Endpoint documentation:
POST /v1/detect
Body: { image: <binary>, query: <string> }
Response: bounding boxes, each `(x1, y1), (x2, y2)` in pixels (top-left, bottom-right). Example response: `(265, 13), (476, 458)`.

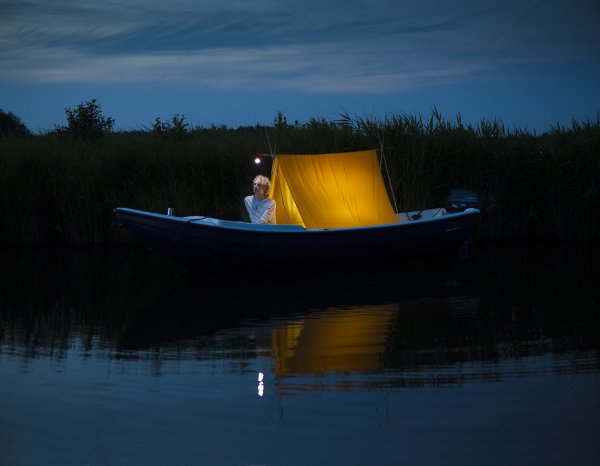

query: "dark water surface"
(1, 245), (598, 466)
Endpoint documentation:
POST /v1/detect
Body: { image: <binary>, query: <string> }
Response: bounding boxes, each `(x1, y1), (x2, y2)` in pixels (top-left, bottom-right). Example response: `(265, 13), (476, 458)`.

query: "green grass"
(1, 112), (599, 245)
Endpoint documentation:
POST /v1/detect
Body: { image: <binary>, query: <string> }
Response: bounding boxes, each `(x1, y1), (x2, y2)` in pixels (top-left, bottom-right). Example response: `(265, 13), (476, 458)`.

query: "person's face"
(253, 181), (266, 197)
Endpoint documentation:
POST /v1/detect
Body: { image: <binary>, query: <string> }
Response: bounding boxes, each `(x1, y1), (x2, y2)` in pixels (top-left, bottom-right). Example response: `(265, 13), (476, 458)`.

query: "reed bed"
(1, 112), (598, 245)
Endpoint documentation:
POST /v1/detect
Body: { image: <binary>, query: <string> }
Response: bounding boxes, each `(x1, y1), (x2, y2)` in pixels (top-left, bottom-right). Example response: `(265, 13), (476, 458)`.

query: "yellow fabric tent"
(270, 149), (401, 229)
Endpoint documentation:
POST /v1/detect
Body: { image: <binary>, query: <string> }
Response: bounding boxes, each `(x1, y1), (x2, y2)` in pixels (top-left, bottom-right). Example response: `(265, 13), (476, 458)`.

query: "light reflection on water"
(0, 245), (599, 466)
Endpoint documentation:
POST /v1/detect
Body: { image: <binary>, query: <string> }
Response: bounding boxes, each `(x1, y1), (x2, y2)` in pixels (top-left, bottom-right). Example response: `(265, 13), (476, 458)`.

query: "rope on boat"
(407, 208), (444, 221)
(266, 127), (291, 224)
(378, 137), (399, 214)
(273, 160), (291, 225)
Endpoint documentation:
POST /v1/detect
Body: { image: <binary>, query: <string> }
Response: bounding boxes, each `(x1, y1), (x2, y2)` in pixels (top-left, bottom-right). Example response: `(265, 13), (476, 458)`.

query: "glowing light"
(258, 372), (264, 382)
(254, 157), (261, 164)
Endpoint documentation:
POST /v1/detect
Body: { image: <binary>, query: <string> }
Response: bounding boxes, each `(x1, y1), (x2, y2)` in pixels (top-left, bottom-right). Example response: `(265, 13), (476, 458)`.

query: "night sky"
(1, 0), (599, 133)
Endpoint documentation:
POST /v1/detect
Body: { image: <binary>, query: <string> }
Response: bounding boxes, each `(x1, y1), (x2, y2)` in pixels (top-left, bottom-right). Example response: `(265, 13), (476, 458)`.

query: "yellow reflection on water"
(272, 304), (397, 376)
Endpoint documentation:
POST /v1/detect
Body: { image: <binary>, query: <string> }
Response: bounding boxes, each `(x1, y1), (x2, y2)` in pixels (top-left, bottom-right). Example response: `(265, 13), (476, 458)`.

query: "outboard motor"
(447, 189), (479, 212)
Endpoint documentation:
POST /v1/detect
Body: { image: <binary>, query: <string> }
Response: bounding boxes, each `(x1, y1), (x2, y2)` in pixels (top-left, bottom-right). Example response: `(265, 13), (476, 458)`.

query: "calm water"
(1, 245), (598, 466)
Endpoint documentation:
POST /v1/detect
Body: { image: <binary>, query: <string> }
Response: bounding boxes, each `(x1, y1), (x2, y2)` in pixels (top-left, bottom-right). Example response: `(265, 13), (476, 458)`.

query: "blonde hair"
(253, 175), (271, 196)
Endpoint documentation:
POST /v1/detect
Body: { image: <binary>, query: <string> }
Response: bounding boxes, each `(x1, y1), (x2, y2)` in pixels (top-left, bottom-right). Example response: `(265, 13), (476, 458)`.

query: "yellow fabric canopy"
(270, 149), (401, 229)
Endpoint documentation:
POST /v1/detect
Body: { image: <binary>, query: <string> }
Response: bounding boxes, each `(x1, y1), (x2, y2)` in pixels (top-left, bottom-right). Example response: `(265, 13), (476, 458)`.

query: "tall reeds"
(1, 111), (598, 245)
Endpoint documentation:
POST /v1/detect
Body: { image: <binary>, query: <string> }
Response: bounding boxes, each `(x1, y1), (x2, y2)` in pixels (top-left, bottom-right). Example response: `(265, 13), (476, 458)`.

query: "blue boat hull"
(115, 207), (480, 268)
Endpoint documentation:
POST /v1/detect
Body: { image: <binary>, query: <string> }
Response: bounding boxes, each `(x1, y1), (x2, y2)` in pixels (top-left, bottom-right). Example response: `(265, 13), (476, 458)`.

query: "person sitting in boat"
(244, 175), (276, 224)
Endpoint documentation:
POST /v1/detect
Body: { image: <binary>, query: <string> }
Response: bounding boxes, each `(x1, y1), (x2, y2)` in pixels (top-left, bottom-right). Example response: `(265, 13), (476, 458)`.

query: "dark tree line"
(1, 100), (116, 141)
(0, 109), (31, 137)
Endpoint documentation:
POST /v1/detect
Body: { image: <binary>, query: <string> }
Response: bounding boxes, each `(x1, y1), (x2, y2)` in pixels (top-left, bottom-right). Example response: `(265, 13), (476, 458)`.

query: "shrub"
(150, 114), (189, 140)
(64, 99), (115, 142)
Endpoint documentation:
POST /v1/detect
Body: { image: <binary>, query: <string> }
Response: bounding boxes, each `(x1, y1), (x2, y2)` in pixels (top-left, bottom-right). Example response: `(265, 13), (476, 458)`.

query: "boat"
(115, 149), (479, 268)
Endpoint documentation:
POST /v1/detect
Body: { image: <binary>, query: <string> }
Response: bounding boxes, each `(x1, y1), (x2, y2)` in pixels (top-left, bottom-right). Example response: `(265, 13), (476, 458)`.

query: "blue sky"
(1, 0), (598, 133)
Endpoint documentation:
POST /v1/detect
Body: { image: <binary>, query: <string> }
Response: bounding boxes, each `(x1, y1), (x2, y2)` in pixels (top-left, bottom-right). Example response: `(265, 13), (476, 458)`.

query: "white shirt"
(244, 195), (276, 224)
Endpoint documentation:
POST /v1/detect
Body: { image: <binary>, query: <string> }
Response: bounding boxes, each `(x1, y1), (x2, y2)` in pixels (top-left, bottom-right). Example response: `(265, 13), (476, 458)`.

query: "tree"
(273, 111), (288, 129)
(0, 109), (32, 137)
(64, 99), (115, 142)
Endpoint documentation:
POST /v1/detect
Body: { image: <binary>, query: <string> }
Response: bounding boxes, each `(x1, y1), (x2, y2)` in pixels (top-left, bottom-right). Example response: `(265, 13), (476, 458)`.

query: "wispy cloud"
(1, 0), (598, 93)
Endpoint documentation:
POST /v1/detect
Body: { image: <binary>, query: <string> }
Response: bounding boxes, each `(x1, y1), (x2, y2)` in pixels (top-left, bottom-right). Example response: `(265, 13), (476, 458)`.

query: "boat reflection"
(121, 259), (480, 377)
(2, 245), (597, 390)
